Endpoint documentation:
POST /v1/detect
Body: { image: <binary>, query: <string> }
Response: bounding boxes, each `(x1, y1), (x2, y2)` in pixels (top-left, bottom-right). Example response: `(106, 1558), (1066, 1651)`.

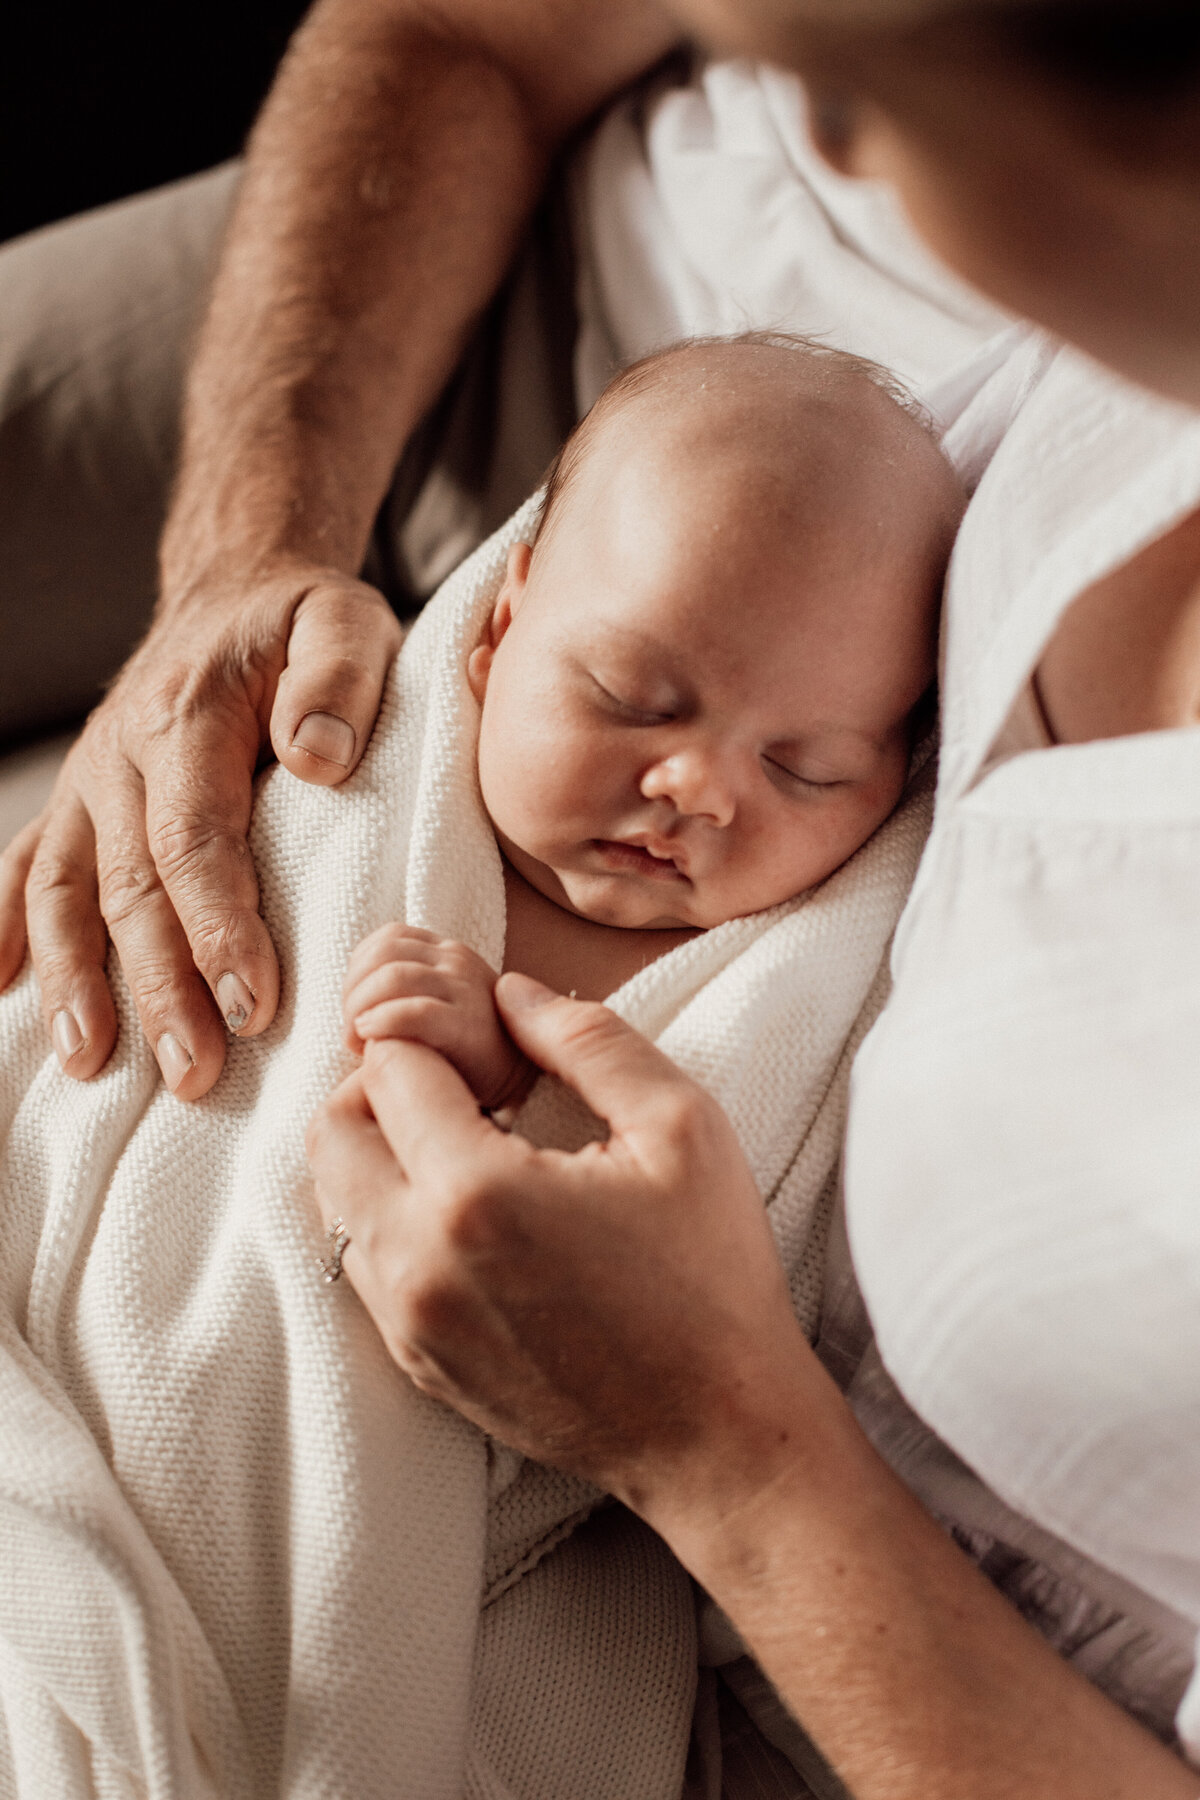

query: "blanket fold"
(0, 493), (931, 1798)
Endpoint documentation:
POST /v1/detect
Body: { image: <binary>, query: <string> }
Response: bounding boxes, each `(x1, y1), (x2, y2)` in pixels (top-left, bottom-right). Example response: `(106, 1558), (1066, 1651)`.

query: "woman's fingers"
(23, 794), (118, 1078)
(307, 1063), (513, 1397)
(271, 578), (403, 785)
(360, 1037), (501, 1177)
(493, 972), (707, 1160)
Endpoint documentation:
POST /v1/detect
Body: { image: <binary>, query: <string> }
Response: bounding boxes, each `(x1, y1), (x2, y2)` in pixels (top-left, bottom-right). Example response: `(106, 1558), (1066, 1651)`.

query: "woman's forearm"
(160, 0), (677, 598)
(646, 1353), (1200, 1800)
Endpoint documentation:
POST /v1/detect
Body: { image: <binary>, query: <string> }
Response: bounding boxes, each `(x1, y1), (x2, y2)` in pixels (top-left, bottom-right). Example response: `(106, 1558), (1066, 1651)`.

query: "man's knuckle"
(97, 855), (161, 929)
(151, 818), (246, 888)
(126, 968), (181, 1016)
(24, 847), (79, 907)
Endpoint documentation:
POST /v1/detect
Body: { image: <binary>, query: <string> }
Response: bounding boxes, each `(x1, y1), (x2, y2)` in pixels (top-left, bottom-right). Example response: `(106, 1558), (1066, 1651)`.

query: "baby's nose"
(640, 749), (736, 828)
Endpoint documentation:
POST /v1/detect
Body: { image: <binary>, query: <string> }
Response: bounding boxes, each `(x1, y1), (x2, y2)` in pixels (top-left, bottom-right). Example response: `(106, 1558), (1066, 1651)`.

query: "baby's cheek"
(477, 717), (576, 855)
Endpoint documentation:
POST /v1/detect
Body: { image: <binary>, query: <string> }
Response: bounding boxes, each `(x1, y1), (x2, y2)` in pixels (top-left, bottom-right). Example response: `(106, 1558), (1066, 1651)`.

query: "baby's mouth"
(590, 838), (689, 882)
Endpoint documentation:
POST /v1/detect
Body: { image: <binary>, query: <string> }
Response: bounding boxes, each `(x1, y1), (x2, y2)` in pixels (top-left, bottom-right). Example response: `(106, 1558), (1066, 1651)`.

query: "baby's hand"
(342, 924), (534, 1112)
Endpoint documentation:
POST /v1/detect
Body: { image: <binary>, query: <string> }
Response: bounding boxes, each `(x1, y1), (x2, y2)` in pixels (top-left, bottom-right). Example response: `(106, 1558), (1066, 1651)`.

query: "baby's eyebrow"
(582, 620), (679, 660)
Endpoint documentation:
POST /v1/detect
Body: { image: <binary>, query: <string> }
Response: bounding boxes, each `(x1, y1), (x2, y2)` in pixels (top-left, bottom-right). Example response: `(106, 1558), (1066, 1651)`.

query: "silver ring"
(317, 1217), (351, 1285)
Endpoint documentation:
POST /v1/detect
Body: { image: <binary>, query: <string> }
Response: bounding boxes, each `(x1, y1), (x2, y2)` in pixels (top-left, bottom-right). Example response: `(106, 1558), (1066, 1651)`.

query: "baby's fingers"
(342, 960), (454, 1051)
(341, 925), (444, 997)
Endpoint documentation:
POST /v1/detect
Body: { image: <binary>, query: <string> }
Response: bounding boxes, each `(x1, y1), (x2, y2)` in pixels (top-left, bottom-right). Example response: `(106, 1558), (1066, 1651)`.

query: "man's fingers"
(271, 579), (402, 786)
(139, 705), (279, 1041)
(87, 759), (229, 1098)
(494, 972), (698, 1145)
(0, 814), (41, 991)
(23, 794), (119, 1079)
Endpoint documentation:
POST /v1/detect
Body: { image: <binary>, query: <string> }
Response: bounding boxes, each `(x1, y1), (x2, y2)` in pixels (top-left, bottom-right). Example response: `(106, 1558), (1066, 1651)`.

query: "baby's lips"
(590, 835), (683, 878)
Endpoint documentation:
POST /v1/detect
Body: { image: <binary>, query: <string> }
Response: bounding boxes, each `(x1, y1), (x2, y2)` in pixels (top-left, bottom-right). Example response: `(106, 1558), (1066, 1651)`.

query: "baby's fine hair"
(532, 329), (934, 551)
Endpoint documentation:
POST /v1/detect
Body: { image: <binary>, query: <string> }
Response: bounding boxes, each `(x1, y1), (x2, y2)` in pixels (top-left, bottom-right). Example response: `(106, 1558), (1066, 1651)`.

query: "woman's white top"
(570, 58), (1013, 420)
(846, 347), (1200, 1758)
(572, 56), (1200, 1763)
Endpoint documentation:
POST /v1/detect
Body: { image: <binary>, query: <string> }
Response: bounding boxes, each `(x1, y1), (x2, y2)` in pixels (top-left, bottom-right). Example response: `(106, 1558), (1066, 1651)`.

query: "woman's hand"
(306, 971), (1200, 1800)
(0, 562), (401, 1100)
(308, 970), (808, 1509)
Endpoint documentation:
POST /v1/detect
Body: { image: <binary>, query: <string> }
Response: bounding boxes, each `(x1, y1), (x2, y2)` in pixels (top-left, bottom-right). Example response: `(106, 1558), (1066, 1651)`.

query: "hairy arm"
(0, 0), (679, 1100)
(164, 0), (680, 596)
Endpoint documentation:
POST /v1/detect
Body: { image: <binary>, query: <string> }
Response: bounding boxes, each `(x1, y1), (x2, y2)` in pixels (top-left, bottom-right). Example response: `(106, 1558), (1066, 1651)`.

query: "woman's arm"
(306, 974), (1200, 1800)
(0, 0), (679, 1100)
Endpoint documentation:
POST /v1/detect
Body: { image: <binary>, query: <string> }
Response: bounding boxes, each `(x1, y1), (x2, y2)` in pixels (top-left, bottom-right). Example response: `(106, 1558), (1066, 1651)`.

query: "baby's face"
(469, 397), (946, 932)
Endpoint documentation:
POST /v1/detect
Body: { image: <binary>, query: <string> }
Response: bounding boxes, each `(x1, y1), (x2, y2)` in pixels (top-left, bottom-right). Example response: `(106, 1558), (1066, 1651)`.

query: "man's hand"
(0, 0), (677, 1098)
(342, 923), (533, 1111)
(0, 564), (400, 1099)
(308, 970), (805, 1510)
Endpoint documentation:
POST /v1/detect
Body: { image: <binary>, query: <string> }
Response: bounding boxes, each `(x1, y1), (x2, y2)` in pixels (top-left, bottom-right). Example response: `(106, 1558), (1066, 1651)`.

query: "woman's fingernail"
(156, 1032), (194, 1092)
(52, 1008), (84, 1065)
(292, 712), (355, 767)
(498, 972), (557, 1010)
(217, 972), (255, 1033)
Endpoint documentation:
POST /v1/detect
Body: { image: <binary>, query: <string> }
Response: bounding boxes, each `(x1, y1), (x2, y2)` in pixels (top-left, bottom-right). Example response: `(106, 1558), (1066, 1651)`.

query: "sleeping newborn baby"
(0, 332), (965, 1798)
(341, 333), (963, 1103)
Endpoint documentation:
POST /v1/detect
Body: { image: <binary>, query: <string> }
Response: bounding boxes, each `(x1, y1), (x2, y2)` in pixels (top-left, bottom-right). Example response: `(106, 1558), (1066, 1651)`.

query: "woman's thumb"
(494, 973), (691, 1132)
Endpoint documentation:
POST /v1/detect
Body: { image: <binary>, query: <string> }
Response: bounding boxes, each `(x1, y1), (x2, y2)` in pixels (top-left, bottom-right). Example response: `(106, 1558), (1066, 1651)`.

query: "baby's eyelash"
(590, 677), (674, 723)
(763, 756), (842, 791)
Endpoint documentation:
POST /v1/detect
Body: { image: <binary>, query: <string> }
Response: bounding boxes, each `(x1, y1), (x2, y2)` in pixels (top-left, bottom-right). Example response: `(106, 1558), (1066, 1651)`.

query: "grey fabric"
(0, 160), (579, 748)
(0, 165), (240, 741)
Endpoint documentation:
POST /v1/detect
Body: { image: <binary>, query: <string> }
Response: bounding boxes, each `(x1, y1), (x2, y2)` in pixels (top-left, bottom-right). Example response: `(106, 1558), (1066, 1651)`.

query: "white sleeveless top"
(570, 58), (1013, 419)
(847, 347), (1200, 1757)
(570, 60), (1200, 1765)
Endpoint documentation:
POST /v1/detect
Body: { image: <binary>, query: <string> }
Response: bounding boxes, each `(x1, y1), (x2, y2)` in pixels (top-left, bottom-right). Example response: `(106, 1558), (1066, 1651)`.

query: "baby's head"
(467, 334), (963, 931)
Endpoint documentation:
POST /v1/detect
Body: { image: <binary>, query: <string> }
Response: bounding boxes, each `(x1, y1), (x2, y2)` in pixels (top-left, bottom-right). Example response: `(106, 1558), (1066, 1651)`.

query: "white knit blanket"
(0, 494), (932, 1800)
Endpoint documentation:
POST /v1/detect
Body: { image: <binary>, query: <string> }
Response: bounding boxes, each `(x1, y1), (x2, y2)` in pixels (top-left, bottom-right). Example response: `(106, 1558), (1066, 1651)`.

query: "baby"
(341, 334), (963, 1106)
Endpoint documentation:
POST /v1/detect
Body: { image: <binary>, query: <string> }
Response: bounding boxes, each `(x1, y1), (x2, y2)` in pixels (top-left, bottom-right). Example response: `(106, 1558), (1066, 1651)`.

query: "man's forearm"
(160, 0), (678, 604)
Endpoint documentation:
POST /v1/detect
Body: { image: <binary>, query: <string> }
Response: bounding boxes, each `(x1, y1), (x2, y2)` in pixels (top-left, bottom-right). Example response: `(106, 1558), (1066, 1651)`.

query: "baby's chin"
(556, 879), (696, 931)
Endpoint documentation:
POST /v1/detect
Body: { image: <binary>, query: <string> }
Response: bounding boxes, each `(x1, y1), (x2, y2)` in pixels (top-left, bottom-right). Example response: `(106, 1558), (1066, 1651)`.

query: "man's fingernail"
(217, 972), (255, 1034)
(499, 972), (557, 1010)
(156, 1032), (194, 1092)
(292, 712), (355, 767)
(52, 1008), (84, 1065)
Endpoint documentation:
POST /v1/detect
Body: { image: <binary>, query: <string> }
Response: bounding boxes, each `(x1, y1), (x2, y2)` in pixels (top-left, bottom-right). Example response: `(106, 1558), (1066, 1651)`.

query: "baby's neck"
(501, 859), (700, 1002)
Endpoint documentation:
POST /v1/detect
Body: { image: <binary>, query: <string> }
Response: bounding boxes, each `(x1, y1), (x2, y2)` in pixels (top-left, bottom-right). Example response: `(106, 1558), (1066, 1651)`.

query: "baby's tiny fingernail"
(217, 972), (255, 1034)
(498, 972), (557, 1011)
(52, 1008), (84, 1066)
(156, 1032), (194, 1093)
(292, 711), (355, 767)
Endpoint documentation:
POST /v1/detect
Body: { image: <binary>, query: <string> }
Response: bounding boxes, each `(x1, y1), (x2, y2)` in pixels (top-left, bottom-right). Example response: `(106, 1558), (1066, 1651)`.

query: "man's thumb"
(272, 578), (402, 786)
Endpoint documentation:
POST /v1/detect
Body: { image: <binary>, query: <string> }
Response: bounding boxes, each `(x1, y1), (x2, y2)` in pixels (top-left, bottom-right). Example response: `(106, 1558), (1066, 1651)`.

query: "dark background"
(2, 1), (309, 243)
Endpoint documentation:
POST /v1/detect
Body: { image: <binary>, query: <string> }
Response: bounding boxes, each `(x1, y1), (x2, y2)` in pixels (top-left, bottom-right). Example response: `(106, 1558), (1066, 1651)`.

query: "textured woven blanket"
(0, 494), (932, 1799)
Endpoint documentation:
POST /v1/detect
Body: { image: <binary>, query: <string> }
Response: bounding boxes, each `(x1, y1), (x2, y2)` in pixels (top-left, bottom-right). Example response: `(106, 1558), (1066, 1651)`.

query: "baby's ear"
(467, 542), (530, 702)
